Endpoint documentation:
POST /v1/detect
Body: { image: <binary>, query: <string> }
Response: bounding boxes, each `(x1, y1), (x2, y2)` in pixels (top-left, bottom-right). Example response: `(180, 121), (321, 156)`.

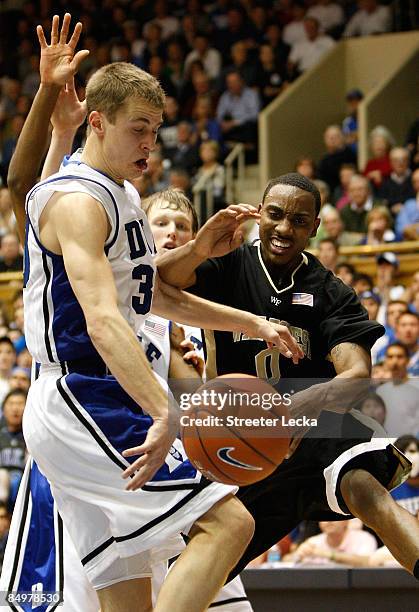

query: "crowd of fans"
(0, 0), (418, 572)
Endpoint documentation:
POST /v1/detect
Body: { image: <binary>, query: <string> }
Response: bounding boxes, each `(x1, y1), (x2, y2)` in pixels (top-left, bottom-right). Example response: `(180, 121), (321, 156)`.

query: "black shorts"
(230, 410), (410, 578)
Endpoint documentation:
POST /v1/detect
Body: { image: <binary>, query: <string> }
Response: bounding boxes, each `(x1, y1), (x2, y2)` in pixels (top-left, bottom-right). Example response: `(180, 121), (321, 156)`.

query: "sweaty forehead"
(122, 97), (163, 123)
(264, 184), (316, 214)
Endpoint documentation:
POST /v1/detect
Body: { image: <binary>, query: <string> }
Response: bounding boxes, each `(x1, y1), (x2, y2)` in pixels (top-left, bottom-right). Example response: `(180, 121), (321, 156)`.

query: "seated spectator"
(359, 392), (386, 427)
(320, 207), (364, 246)
(342, 89), (364, 153)
(216, 71), (260, 146)
(0, 337), (16, 406)
(395, 167), (419, 240)
(185, 0), (211, 34)
(359, 206), (395, 245)
(363, 125), (394, 189)
(343, 0), (391, 38)
(307, 1), (345, 36)
(295, 156), (316, 180)
(162, 122), (200, 176)
(392, 435), (419, 517)
(9, 367), (30, 392)
(340, 175), (381, 234)
(148, 56), (178, 100)
(318, 125), (357, 193)
(402, 271), (419, 310)
(288, 17), (335, 77)
(317, 237), (339, 272)
(142, 0), (179, 41)
(376, 299), (409, 352)
(248, 5), (268, 45)
(352, 272), (374, 295)
(0, 188), (16, 237)
(169, 168), (192, 200)
(0, 389), (27, 505)
(263, 23), (290, 75)
(335, 262), (355, 287)
(1, 115), (25, 182)
(393, 311), (419, 376)
(0, 501), (10, 570)
(121, 21), (146, 67)
(285, 519), (377, 566)
(375, 253), (405, 305)
(376, 343), (419, 437)
(405, 117), (419, 170)
(378, 147), (416, 214)
(220, 41), (259, 90)
(359, 290), (381, 322)
(182, 70), (219, 122)
(213, 7), (253, 58)
(194, 141), (225, 210)
(184, 34), (222, 82)
(283, 2), (308, 48)
(256, 44), (286, 107)
(0, 232), (23, 272)
(163, 41), (186, 100)
(191, 97), (223, 148)
(334, 163), (357, 209)
(139, 23), (165, 70)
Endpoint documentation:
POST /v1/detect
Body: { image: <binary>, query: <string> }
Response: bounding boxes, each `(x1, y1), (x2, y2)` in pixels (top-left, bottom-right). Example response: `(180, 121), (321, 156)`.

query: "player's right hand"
(253, 319), (304, 364)
(37, 13), (89, 87)
(193, 204), (260, 259)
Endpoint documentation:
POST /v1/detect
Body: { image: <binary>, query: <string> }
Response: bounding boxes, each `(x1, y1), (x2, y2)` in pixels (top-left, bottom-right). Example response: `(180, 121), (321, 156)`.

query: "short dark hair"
(397, 311), (419, 324)
(353, 272), (373, 288)
(335, 262), (355, 275)
(2, 387), (27, 410)
(0, 336), (16, 351)
(262, 173), (321, 216)
(395, 434), (419, 454)
(385, 342), (409, 358)
(318, 237), (338, 250)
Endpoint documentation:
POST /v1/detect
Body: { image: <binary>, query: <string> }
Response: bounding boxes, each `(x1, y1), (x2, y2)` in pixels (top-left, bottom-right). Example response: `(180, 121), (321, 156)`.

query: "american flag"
(292, 293), (313, 307)
(144, 318), (167, 337)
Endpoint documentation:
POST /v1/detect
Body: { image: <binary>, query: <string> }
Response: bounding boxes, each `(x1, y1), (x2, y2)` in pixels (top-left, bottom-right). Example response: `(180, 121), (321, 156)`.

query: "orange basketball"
(180, 374), (290, 486)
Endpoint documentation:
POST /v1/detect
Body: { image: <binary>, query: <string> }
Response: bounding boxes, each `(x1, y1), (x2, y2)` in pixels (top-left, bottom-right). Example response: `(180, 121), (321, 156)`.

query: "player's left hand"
(37, 13), (89, 87)
(51, 77), (86, 135)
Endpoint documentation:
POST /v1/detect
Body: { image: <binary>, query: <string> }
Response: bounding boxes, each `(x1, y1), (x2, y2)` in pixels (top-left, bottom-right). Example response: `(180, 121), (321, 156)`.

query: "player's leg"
(154, 494), (254, 612)
(340, 468), (419, 578)
(97, 577), (152, 612)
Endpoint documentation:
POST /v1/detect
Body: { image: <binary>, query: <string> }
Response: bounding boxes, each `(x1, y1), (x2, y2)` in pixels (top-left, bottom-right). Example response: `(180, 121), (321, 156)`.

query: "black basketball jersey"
(189, 241), (384, 384)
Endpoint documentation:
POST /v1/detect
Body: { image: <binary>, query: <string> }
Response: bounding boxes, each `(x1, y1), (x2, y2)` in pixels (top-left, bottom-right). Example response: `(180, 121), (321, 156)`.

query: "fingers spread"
(37, 25), (47, 48)
(51, 14), (59, 45)
(59, 12), (71, 44)
(68, 21), (83, 50)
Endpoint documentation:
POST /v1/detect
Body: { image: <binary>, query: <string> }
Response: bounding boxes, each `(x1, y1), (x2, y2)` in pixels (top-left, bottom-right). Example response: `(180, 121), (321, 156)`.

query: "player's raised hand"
(251, 319), (304, 364)
(37, 13), (89, 87)
(193, 204), (260, 259)
(51, 77), (87, 134)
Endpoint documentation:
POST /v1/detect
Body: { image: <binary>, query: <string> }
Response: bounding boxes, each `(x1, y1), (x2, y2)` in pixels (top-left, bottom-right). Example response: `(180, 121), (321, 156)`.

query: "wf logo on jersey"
(271, 296), (281, 307)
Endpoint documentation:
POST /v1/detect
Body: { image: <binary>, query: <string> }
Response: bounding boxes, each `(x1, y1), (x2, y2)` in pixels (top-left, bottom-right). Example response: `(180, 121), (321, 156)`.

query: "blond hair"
(142, 188), (199, 234)
(86, 62), (165, 122)
(366, 206), (392, 228)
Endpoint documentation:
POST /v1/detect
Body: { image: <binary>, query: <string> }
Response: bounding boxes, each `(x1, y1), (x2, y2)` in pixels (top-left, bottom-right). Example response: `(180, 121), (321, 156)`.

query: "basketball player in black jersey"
(158, 173), (419, 581)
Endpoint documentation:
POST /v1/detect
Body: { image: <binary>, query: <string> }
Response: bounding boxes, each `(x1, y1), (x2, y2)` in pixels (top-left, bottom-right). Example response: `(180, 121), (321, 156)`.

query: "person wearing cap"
(360, 291), (390, 363)
(375, 252), (405, 304)
(340, 174), (383, 233)
(342, 89), (363, 153)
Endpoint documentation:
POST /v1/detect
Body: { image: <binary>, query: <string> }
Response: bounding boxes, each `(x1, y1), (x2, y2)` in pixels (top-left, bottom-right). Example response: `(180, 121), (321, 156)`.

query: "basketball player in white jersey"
(9, 14), (302, 612)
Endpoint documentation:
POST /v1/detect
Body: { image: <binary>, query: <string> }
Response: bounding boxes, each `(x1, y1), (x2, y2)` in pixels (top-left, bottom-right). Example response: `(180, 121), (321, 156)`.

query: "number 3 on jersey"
(125, 220), (155, 315)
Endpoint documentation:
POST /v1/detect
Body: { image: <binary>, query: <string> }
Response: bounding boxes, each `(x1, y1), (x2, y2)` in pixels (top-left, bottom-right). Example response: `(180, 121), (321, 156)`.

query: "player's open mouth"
(163, 241), (177, 249)
(270, 237), (292, 254)
(135, 158), (148, 170)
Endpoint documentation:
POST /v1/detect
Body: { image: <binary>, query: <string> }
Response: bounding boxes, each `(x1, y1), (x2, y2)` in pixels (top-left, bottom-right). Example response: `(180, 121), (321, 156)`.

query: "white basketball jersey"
(23, 156), (156, 365)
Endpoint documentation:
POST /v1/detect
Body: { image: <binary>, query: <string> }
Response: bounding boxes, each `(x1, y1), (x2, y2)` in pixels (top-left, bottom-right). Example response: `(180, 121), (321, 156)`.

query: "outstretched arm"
(7, 13), (88, 243)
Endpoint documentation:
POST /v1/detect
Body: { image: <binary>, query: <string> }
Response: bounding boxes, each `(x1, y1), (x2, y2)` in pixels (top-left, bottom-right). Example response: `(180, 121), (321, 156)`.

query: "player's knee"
(219, 498), (255, 549)
(340, 469), (387, 524)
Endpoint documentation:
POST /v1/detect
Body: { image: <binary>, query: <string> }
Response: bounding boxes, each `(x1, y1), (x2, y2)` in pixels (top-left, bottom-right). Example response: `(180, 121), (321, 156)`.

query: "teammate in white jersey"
(16, 15), (302, 612)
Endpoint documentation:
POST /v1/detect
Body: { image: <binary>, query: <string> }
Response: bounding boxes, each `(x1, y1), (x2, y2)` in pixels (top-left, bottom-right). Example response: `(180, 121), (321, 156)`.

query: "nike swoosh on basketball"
(217, 447), (262, 471)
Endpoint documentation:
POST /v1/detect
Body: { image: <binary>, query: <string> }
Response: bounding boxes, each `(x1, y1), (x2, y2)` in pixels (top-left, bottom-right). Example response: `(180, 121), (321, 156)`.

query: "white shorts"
(22, 369), (235, 588)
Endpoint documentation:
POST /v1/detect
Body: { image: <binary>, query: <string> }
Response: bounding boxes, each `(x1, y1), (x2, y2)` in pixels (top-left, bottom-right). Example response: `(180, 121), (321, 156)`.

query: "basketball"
(180, 374), (290, 486)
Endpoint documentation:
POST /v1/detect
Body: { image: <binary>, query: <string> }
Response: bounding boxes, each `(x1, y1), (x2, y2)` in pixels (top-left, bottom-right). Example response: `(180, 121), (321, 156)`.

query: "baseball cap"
(359, 291), (381, 305)
(376, 252), (398, 267)
(346, 89), (364, 101)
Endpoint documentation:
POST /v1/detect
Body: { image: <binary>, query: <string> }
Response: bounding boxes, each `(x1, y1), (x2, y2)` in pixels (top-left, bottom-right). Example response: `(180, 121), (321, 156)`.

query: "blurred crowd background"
(0, 0), (418, 573)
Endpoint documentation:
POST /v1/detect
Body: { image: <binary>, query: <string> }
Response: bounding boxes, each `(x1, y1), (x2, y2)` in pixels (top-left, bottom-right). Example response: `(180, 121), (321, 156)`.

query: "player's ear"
(257, 202), (262, 222)
(310, 217), (321, 238)
(89, 111), (104, 135)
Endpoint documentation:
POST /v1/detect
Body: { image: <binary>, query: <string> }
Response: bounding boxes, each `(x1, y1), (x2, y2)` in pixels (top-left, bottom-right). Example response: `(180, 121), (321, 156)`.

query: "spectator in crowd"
(159, 97), (181, 151)
(221, 41), (259, 89)
(216, 70), (260, 145)
(395, 168), (419, 240)
(191, 97), (223, 150)
(248, 5), (268, 45)
(194, 140), (225, 210)
(0, 501), (10, 571)
(375, 253), (405, 305)
(263, 23), (290, 75)
(378, 147), (415, 214)
(1, 114), (25, 182)
(140, 22), (165, 70)
(163, 41), (186, 99)
(0, 390), (26, 511)
(340, 175), (380, 233)
(334, 163), (357, 209)
(359, 290), (381, 322)
(0, 79), (21, 124)
(147, 56), (178, 100)
(169, 168), (192, 199)
(256, 44), (286, 108)
(335, 262), (355, 287)
(313, 179), (332, 211)
(142, 0), (179, 41)
(317, 237), (339, 272)
(392, 435), (419, 517)
(343, 0), (392, 38)
(405, 117), (419, 170)
(183, 70), (219, 119)
(359, 392), (386, 427)
(0, 188), (16, 237)
(392, 311), (419, 376)
(377, 343), (419, 437)
(184, 34), (222, 82)
(285, 519), (377, 566)
(0, 337), (16, 406)
(342, 89), (363, 153)
(295, 157), (316, 180)
(360, 206), (395, 245)
(0, 232), (23, 272)
(162, 121), (200, 176)
(137, 151), (170, 197)
(9, 367), (30, 393)
(185, 0), (211, 34)
(402, 271), (419, 310)
(283, 2), (308, 48)
(352, 272), (374, 295)
(376, 298), (409, 350)
(318, 125), (357, 193)
(320, 207), (364, 246)
(214, 7), (252, 58)
(307, 0), (345, 35)
(363, 125), (394, 189)
(121, 21), (145, 67)
(288, 17), (335, 77)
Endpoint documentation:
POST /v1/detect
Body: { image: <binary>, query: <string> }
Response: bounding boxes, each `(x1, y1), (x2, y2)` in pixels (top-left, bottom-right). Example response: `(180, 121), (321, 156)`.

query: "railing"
(224, 143), (245, 204)
(0, 271), (23, 320)
(192, 174), (214, 226)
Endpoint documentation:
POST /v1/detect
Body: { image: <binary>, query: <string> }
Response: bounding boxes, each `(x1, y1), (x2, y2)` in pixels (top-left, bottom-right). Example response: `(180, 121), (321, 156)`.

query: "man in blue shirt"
(216, 70), (260, 146)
